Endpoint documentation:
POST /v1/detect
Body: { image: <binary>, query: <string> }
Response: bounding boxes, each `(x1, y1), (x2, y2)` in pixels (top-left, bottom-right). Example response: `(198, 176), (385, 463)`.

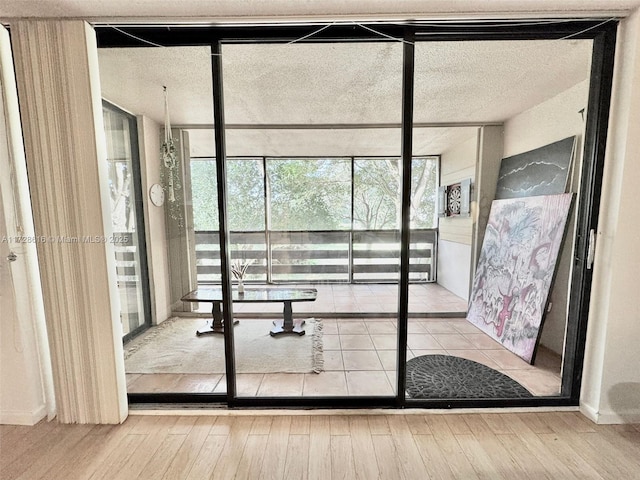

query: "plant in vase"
(230, 259), (253, 294)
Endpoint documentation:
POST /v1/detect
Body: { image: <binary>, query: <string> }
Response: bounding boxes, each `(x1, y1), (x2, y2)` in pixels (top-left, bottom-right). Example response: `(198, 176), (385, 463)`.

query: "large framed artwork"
(495, 136), (576, 199)
(466, 193), (573, 364)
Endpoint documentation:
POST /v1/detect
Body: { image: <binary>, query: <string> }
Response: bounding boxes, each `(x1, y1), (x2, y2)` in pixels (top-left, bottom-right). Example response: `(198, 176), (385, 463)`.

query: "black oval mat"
(406, 354), (533, 399)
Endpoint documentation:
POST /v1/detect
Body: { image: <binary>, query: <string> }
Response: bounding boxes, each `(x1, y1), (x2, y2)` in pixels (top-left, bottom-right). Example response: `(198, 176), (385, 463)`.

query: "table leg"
(270, 301), (306, 336)
(196, 302), (239, 336)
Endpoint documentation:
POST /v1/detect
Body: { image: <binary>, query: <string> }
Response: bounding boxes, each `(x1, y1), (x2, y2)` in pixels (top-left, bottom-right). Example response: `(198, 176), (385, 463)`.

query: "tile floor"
(127, 283), (562, 398)
(221, 283), (469, 316)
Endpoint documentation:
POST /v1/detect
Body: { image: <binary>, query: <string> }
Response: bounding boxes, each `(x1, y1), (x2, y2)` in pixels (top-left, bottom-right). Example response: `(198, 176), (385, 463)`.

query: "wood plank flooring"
(1, 412), (639, 480)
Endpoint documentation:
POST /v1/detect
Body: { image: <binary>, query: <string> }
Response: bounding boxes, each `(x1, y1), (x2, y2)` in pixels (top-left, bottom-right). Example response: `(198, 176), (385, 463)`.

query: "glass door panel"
(99, 46), (225, 396)
(405, 39), (592, 403)
(221, 41), (403, 398)
(103, 103), (150, 340)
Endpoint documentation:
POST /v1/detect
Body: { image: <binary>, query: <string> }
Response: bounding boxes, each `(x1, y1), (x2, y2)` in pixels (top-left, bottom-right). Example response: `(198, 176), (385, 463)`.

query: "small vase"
(237, 279), (245, 294)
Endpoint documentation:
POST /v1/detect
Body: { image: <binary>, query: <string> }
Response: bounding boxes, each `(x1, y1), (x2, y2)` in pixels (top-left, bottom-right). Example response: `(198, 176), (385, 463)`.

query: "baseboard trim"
(579, 402), (600, 423)
(580, 402), (640, 424)
(595, 410), (640, 424)
(130, 405), (580, 416)
(0, 404), (47, 425)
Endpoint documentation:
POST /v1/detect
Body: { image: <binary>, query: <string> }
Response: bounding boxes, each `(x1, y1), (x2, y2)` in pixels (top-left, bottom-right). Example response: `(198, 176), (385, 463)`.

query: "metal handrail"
(194, 228), (437, 284)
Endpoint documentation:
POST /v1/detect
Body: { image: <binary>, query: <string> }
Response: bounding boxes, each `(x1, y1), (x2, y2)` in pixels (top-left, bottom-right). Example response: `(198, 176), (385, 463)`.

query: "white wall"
(503, 80), (590, 355)
(437, 133), (478, 300)
(138, 116), (172, 325)
(581, 10), (640, 424)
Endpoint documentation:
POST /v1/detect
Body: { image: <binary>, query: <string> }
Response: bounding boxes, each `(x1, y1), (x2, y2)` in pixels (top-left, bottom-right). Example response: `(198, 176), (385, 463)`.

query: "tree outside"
(267, 158), (351, 231)
(354, 157), (438, 230)
(191, 156), (438, 232)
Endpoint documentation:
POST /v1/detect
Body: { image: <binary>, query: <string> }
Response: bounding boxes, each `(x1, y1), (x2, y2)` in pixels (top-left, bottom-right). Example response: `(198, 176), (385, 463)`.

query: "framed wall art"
(466, 193), (573, 364)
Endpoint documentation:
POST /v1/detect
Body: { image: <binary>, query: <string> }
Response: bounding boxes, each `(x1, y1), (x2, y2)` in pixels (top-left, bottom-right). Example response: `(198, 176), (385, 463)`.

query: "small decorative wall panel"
(438, 179), (471, 218)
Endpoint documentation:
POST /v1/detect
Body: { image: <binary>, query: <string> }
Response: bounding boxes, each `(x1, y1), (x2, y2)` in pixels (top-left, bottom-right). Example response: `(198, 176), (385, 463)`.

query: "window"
(267, 158), (351, 231)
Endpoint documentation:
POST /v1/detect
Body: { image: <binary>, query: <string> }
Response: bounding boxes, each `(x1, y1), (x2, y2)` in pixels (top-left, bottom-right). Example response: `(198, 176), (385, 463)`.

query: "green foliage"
(267, 158), (351, 231)
(191, 159), (266, 231)
(354, 157), (438, 230)
(190, 160), (219, 230)
(410, 157), (438, 229)
(354, 158), (399, 230)
(191, 156), (438, 233)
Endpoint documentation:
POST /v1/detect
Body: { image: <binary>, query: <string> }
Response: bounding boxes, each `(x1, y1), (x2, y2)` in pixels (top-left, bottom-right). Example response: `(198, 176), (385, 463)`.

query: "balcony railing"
(195, 229), (437, 284)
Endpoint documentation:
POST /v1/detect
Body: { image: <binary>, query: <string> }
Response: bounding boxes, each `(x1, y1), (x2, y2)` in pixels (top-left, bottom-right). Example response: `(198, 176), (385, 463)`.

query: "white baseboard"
(579, 402), (600, 423)
(595, 409), (640, 424)
(580, 402), (640, 424)
(0, 404), (47, 425)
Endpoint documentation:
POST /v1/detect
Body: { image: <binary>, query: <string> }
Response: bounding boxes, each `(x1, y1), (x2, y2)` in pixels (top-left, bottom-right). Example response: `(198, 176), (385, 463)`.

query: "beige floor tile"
(323, 334), (342, 350)
(322, 320), (339, 334)
(430, 333), (476, 350)
(126, 373), (141, 388)
(129, 284), (561, 398)
(406, 334), (442, 350)
(445, 349), (501, 369)
(342, 350), (384, 370)
(346, 371), (394, 396)
(384, 370), (399, 392)
(503, 369), (561, 396)
(365, 321), (397, 334)
(323, 350), (345, 370)
(375, 303), (399, 313)
(409, 349), (448, 359)
(376, 350), (398, 370)
(370, 334), (398, 350)
(420, 321), (459, 333)
(463, 332), (503, 349)
(302, 372), (348, 396)
(407, 321), (427, 333)
(127, 374), (180, 393)
(337, 321), (368, 334)
(483, 349), (535, 370)
(375, 294), (399, 306)
(450, 320), (483, 334)
(295, 303), (322, 313)
(172, 374), (223, 393)
(237, 373), (267, 396)
(331, 302), (357, 310)
(339, 334), (375, 350)
(257, 373), (305, 396)
(215, 373), (265, 396)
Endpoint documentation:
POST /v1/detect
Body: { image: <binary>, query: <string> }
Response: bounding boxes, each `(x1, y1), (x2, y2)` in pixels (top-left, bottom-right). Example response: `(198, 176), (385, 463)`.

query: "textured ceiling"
(188, 126), (478, 157)
(98, 38), (591, 155)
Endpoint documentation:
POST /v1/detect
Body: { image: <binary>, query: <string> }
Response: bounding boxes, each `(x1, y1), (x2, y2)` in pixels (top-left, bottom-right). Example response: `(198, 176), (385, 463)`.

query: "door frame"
(94, 19), (618, 408)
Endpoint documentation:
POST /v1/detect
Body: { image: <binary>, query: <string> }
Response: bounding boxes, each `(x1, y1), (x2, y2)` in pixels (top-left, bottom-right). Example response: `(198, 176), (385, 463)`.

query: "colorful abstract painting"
(466, 193), (573, 364)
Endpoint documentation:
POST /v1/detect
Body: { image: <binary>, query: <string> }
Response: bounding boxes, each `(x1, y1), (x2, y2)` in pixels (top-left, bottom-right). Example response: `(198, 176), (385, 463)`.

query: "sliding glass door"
(103, 102), (151, 341)
(95, 20), (616, 408)
(219, 41), (403, 400)
(404, 38), (594, 405)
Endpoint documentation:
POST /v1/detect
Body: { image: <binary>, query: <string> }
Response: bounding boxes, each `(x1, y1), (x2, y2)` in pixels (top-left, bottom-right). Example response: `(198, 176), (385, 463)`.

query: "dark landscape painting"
(495, 136), (575, 199)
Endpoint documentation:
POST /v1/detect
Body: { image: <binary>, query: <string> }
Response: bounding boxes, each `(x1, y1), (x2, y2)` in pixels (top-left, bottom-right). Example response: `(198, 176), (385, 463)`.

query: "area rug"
(124, 317), (323, 374)
(405, 354), (532, 399)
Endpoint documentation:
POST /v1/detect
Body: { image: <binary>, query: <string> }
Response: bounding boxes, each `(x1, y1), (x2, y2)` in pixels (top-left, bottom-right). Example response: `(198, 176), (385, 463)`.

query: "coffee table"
(181, 287), (318, 337)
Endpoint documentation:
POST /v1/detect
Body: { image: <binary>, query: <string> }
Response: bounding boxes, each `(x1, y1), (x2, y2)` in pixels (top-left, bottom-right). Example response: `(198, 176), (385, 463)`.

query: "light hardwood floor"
(1, 412), (639, 479)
